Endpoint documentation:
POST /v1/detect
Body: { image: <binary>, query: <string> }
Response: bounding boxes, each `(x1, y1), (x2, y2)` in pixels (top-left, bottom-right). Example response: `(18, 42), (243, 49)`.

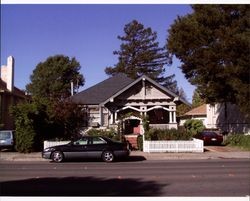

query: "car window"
(203, 132), (216, 137)
(92, 137), (107, 145)
(0, 131), (11, 140)
(74, 138), (88, 145)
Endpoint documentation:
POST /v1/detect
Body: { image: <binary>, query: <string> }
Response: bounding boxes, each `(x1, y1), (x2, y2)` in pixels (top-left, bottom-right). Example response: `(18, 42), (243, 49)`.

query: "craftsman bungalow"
(71, 73), (189, 136)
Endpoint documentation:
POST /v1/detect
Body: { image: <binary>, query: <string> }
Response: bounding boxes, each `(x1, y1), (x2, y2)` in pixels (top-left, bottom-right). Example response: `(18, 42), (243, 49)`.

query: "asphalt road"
(0, 159), (249, 196)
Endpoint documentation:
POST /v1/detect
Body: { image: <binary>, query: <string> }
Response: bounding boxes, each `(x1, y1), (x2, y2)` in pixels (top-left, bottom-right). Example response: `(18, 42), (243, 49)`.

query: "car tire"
(52, 151), (64, 163)
(102, 150), (114, 162)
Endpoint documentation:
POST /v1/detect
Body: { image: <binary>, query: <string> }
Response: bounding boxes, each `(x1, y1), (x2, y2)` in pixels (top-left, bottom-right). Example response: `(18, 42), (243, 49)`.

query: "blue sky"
(1, 4), (196, 101)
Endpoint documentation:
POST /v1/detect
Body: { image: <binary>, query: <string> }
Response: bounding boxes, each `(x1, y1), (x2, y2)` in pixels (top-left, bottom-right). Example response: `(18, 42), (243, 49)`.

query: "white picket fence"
(44, 141), (70, 149)
(44, 138), (203, 153)
(143, 138), (204, 153)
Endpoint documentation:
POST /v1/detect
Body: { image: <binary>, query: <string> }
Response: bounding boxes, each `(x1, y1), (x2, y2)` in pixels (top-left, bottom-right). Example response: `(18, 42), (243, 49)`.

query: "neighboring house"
(207, 103), (250, 134)
(0, 56), (28, 130)
(70, 74), (190, 139)
(180, 103), (250, 134)
(179, 104), (207, 127)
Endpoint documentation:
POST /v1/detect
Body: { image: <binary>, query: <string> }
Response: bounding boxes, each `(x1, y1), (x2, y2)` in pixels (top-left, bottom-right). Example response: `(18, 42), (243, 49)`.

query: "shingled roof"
(183, 104), (207, 116)
(70, 73), (134, 105)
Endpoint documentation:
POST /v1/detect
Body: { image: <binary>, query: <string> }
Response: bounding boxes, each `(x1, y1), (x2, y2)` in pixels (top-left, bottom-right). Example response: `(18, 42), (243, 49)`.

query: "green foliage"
(192, 88), (205, 108)
(10, 102), (41, 153)
(105, 20), (179, 92)
(52, 101), (88, 139)
(142, 115), (150, 132)
(26, 55), (85, 101)
(224, 134), (250, 150)
(167, 5), (250, 117)
(11, 55), (87, 152)
(145, 127), (192, 141)
(137, 135), (143, 151)
(176, 103), (191, 116)
(87, 128), (122, 142)
(184, 119), (205, 135)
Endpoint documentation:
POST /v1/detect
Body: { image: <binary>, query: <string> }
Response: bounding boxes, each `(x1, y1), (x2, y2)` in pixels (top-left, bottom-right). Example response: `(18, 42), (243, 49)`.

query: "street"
(0, 159), (249, 196)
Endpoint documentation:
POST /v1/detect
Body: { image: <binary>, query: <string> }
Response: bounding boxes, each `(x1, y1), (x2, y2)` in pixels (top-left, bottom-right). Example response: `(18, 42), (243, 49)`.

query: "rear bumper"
(0, 145), (14, 150)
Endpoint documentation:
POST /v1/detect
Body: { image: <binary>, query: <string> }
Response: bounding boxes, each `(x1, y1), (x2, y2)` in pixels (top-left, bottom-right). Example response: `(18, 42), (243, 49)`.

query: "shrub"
(184, 119), (205, 135)
(145, 127), (192, 141)
(224, 134), (250, 150)
(11, 102), (41, 153)
(137, 135), (143, 151)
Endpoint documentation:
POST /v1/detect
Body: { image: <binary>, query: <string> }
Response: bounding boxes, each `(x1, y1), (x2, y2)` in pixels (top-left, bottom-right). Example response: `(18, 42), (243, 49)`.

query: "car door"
(87, 137), (108, 158)
(64, 137), (89, 159)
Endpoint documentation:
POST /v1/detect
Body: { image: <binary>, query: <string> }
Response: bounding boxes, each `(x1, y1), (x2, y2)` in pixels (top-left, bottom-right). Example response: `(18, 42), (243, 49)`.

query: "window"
(92, 137), (107, 145)
(74, 138), (88, 145)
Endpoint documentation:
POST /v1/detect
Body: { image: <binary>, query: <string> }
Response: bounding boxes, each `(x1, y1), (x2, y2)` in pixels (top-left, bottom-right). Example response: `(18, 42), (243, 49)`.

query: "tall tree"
(167, 5), (250, 116)
(192, 88), (205, 108)
(105, 20), (178, 90)
(26, 55), (85, 102)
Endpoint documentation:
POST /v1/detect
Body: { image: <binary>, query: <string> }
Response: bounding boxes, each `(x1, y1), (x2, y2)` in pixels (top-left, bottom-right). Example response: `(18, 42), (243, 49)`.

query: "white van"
(0, 130), (15, 150)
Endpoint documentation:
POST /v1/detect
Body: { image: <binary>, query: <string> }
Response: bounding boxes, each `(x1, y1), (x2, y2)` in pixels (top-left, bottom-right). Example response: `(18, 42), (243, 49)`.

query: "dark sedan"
(194, 131), (223, 145)
(42, 136), (130, 162)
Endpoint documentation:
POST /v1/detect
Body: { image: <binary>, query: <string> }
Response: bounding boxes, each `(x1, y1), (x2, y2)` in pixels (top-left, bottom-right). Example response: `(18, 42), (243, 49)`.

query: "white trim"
(116, 105), (141, 113)
(123, 116), (141, 121)
(146, 105), (170, 112)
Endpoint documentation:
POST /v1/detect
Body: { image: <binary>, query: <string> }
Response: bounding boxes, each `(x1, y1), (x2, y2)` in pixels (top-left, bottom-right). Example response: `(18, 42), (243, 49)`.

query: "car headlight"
(43, 147), (54, 152)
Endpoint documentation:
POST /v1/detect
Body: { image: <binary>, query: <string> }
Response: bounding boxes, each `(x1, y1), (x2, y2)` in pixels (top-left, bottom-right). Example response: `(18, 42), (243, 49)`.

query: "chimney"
(1, 56), (14, 92)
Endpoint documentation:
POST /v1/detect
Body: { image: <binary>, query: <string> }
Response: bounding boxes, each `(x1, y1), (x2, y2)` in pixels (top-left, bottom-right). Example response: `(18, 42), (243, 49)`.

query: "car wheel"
(102, 151), (114, 162)
(52, 151), (64, 163)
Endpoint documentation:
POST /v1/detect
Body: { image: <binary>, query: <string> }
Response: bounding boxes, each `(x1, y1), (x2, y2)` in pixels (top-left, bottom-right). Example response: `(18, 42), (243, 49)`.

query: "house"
(180, 103), (250, 134)
(179, 104), (207, 127)
(70, 74), (190, 147)
(206, 103), (250, 134)
(0, 56), (28, 130)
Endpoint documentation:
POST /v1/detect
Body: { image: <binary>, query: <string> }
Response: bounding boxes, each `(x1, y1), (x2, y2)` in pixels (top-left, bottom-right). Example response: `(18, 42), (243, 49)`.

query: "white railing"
(143, 138), (203, 153)
(44, 141), (70, 149)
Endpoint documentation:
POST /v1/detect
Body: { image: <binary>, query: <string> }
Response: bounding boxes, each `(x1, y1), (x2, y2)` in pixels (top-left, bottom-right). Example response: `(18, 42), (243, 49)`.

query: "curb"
(1, 151), (249, 162)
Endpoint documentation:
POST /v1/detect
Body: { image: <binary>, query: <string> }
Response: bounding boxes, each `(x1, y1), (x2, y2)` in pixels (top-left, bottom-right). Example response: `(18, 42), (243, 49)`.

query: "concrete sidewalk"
(0, 147), (249, 162)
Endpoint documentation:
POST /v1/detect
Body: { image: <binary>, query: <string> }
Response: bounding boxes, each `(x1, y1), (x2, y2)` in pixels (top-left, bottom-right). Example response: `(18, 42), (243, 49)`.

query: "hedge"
(224, 134), (250, 150)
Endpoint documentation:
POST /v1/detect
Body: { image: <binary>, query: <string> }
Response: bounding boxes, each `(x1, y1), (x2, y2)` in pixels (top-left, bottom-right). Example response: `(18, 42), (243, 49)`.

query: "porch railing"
(143, 138), (204, 153)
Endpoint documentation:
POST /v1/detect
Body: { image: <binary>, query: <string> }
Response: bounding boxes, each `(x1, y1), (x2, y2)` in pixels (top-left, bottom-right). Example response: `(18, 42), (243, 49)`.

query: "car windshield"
(203, 132), (217, 137)
(0, 131), (11, 140)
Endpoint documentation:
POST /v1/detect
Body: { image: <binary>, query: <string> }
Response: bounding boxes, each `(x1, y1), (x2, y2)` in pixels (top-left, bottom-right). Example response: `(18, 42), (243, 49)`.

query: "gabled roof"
(183, 104), (207, 116)
(102, 74), (191, 106)
(71, 73), (191, 106)
(70, 73), (134, 105)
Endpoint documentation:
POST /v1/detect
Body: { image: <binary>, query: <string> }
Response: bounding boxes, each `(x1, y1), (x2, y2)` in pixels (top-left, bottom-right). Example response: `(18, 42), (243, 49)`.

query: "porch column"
(99, 107), (103, 126)
(110, 111), (114, 124)
(114, 111), (118, 122)
(169, 111), (173, 123)
(173, 111), (176, 123)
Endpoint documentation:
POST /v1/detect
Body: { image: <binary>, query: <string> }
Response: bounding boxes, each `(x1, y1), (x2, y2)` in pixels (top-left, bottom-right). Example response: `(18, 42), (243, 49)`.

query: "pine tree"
(105, 20), (177, 91)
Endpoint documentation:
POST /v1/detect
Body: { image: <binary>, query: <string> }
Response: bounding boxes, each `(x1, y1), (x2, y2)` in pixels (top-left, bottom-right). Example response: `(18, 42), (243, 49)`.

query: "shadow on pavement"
(48, 155), (147, 163)
(0, 176), (165, 196)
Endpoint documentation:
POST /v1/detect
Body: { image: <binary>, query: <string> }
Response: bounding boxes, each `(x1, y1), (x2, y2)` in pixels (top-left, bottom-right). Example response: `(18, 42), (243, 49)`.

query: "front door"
(86, 137), (108, 158)
(64, 137), (89, 158)
(124, 119), (141, 134)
